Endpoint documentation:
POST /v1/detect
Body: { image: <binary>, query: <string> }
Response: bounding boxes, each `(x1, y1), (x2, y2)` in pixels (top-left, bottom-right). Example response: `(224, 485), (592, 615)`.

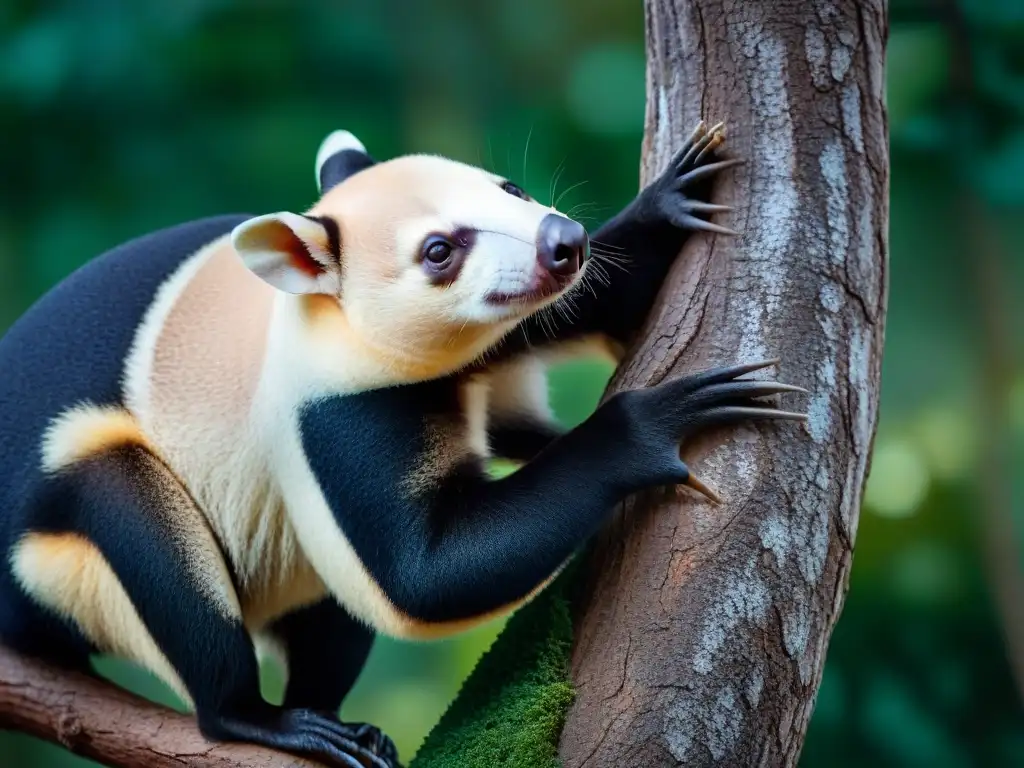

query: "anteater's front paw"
(646, 119), (743, 235)
(623, 359), (807, 502)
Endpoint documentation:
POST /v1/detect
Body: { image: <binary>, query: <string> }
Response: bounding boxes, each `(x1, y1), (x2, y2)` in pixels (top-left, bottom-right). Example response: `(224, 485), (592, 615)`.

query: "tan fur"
(403, 374), (491, 498)
(11, 532), (193, 705)
(145, 238), (274, 436)
(395, 565), (565, 640)
(121, 236), (325, 632)
(536, 333), (623, 366)
(403, 414), (469, 498)
(41, 404), (153, 473)
(298, 293), (501, 385)
(486, 356), (555, 426)
(296, 154), (567, 383)
(459, 374), (491, 459)
(37, 405), (242, 625)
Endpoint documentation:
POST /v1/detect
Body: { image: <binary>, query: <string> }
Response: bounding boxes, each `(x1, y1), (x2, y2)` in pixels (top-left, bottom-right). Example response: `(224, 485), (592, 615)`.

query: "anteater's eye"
(422, 235), (454, 266)
(501, 181), (527, 200)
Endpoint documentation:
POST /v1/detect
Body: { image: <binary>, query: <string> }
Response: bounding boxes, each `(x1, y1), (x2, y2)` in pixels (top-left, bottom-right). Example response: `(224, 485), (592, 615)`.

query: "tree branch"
(0, 644), (320, 768)
(558, 1), (889, 765)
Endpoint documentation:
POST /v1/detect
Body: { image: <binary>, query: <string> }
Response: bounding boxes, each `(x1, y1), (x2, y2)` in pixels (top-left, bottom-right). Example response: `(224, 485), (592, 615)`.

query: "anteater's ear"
(316, 129), (376, 194)
(232, 212), (341, 295)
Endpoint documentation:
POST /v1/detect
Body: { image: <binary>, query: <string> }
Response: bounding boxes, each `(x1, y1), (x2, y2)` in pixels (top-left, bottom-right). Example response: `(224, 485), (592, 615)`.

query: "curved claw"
(669, 212), (740, 236)
(693, 131), (725, 166)
(664, 119), (713, 173)
(301, 724), (379, 768)
(691, 380), (809, 403)
(684, 119), (708, 146)
(675, 359), (782, 392)
(341, 722), (400, 765)
(678, 201), (734, 214)
(678, 130), (720, 171)
(676, 158), (746, 188)
(677, 471), (722, 504)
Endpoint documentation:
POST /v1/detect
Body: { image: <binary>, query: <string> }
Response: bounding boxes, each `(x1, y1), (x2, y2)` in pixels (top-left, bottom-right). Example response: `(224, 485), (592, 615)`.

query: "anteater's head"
(232, 130), (589, 381)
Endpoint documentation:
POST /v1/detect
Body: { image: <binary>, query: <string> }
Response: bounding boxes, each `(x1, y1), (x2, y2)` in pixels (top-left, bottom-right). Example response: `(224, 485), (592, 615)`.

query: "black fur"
(320, 148), (376, 193)
(298, 365), (801, 624)
(270, 597), (375, 712)
(487, 419), (564, 463)
(306, 214), (342, 259)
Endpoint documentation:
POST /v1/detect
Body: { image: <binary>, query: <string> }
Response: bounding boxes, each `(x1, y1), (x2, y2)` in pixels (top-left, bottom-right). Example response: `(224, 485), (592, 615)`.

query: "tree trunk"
(557, 1), (888, 766)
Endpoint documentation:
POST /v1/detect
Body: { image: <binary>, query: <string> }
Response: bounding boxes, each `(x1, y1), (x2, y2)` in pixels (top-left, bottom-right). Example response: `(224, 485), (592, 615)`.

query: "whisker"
(554, 179), (589, 210)
(522, 123), (534, 187)
(565, 202), (602, 220)
(549, 160), (567, 207)
(589, 238), (627, 253)
(588, 260), (613, 286)
(590, 250), (632, 270)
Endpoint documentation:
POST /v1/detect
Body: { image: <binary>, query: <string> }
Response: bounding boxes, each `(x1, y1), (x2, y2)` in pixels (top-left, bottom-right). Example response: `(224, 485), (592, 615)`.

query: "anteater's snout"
(536, 214), (589, 278)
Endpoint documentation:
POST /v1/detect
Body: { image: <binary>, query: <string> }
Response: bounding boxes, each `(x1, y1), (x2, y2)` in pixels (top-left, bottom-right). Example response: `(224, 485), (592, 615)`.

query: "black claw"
(676, 158), (746, 188)
(674, 359), (781, 392)
(340, 721), (400, 763)
(686, 380), (807, 407)
(679, 201), (734, 214)
(691, 405), (808, 430)
(668, 212), (739, 235)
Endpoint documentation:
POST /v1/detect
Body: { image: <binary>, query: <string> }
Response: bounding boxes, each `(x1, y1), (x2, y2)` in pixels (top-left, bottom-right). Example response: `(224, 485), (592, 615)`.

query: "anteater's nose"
(536, 214), (589, 277)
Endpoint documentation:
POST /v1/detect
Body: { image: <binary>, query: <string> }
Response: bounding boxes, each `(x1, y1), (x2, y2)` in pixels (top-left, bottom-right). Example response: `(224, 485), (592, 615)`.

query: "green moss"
(409, 565), (579, 768)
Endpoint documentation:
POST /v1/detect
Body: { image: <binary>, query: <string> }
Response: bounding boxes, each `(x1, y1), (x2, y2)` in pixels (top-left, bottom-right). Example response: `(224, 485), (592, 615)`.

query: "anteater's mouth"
(484, 269), (576, 307)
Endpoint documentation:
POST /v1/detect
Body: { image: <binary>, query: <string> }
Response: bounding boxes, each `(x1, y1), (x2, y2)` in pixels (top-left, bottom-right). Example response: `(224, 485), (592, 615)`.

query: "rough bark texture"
(558, 1), (889, 766)
(0, 644), (320, 768)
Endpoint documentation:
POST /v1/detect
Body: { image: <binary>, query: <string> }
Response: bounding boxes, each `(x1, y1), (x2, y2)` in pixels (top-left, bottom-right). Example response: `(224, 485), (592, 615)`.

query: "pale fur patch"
(122, 237), (321, 632)
(486, 355), (555, 426)
(40, 403), (152, 473)
(11, 532), (193, 706)
(39, 404), (242, 625)
(461, 374), (491, 458)
(122, 236), (223, 419)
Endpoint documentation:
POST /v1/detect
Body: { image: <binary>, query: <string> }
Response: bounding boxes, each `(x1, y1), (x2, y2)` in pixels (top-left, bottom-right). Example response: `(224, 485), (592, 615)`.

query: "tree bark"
(0, 644), (319, 768)
(558, 1), (888, 766)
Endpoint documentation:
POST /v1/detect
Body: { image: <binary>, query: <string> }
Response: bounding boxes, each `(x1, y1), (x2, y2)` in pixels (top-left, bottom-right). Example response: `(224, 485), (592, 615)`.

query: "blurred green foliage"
(0, 0), (1022, 766)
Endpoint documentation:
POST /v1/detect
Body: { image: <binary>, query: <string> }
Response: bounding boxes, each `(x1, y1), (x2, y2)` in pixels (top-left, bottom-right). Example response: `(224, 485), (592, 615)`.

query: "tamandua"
(0, 120), (806, 768)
